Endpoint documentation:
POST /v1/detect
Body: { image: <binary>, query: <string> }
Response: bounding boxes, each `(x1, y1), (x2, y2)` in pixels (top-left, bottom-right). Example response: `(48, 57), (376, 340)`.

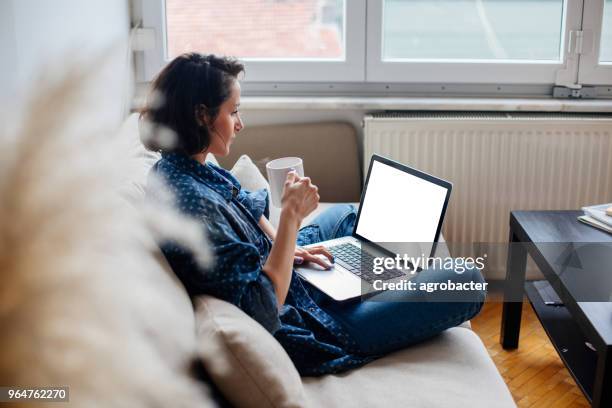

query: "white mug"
(266, 157), (304, 208)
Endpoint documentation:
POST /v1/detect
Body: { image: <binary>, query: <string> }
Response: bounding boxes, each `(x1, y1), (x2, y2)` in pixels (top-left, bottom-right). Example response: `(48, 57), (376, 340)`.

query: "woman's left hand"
(294, 245), (334, 270)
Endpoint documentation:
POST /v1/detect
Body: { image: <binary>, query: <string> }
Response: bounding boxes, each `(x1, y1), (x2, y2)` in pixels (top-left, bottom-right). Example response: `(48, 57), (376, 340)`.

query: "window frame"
(578, 0), (612, 85)
(138, 0), (612, 95)
(365, 0), (583, 85)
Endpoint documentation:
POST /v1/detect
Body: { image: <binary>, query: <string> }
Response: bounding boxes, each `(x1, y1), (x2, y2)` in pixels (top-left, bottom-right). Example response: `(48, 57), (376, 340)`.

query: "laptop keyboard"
(327, 243), (404, 284)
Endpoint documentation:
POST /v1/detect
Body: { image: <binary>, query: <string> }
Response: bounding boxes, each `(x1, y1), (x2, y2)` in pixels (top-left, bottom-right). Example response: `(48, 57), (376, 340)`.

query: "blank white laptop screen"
(355, 160), (448, 244)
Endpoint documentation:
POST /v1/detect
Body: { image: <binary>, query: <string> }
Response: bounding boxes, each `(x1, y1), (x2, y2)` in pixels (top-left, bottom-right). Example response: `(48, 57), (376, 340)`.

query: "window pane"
(601, 0), (612, 62)
(383, 0), (564, 61)
(165, 0), (344, 60)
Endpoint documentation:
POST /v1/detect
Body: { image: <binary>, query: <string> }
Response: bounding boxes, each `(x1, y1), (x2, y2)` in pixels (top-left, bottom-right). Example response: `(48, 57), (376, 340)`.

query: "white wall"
(0, 1), (18, 94)
(0, 0), (131, 129)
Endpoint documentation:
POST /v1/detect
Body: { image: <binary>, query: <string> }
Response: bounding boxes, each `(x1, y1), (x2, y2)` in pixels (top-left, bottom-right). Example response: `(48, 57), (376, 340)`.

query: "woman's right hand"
(263, 171), (319, 306)
(280, 171), (320, 222)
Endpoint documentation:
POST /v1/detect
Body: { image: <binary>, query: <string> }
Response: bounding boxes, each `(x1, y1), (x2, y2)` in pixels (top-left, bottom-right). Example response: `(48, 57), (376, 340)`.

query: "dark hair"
(140, 53), (244, 155)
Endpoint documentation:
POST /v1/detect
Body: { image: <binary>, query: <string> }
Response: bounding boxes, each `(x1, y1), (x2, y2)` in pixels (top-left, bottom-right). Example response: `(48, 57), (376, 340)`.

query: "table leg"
(592, 347), (612, 407)
(500, 227), (528, 349)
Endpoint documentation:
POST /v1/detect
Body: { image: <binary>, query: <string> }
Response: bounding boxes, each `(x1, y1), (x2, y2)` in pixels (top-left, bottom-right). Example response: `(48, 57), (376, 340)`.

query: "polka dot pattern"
(149, 153), (370, 376)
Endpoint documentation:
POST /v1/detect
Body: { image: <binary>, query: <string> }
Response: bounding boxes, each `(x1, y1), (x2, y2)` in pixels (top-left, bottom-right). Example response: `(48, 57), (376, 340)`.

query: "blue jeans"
(296, 204), (486, 356)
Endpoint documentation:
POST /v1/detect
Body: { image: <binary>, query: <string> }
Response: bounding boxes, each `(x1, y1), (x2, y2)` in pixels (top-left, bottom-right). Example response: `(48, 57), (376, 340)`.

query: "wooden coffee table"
(500, 210), (612, 407)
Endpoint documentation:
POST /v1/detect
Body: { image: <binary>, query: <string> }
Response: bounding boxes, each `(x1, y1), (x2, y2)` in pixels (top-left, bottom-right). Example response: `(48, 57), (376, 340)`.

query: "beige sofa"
(126, 115), (516, 407)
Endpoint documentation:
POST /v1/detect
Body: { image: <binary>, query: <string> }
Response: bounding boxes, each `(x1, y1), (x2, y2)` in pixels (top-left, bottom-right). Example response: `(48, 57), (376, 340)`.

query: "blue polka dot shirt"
(148, 153), (370, 376)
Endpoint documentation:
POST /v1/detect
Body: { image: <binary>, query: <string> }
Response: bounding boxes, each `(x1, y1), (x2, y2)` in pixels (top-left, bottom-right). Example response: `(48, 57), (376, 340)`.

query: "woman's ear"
(194, 104), (210, 127)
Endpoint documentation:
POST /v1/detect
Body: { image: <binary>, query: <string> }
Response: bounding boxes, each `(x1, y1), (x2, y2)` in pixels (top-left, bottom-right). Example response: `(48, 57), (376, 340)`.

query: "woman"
(143, 53), (485, 376)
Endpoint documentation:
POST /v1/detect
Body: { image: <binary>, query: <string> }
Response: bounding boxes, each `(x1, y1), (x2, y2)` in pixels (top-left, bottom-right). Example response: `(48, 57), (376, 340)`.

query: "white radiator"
(364, 112), (612, 279)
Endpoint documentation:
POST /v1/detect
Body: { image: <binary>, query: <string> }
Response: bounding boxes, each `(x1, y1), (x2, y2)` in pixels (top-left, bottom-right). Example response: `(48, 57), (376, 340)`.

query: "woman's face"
(205, 80), (243, 157)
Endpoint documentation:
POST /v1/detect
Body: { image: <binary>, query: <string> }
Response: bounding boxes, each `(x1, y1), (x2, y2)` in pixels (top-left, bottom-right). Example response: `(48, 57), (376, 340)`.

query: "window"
(166, 0), (345, 60)
(366, 0), (583, 85)
(140, 0), (612, 94)
(142, 0), (365, 82)
(381, 0), (563, 61)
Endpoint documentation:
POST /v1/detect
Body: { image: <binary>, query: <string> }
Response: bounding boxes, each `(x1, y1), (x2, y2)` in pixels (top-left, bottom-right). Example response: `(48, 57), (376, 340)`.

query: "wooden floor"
(470, 301), (590, 408)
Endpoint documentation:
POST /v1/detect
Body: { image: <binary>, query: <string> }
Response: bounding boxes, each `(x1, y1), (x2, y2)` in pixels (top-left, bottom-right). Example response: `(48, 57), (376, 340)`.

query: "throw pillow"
(230, 154), (281, 226)
(195, 296), (307, 408)
(206, 153), (219, 166)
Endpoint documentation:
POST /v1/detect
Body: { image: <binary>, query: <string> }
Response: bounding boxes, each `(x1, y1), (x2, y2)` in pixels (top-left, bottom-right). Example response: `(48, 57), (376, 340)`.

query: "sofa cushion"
(193, 295), (480, 408)
(195, 296), (307, 408)
(302, 327), (514, 407)
(230, 154), (269, 191)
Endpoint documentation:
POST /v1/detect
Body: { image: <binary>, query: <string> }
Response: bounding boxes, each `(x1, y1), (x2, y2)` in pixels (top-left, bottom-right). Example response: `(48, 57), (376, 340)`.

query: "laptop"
(295, 154), (452, 301)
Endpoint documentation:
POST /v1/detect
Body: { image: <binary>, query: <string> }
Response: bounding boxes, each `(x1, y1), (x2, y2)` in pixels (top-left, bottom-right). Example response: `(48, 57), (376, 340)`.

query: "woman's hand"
(281, 171), (320, 222)
(262, 171), (321, 307)
(294, 245), (334, 269)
